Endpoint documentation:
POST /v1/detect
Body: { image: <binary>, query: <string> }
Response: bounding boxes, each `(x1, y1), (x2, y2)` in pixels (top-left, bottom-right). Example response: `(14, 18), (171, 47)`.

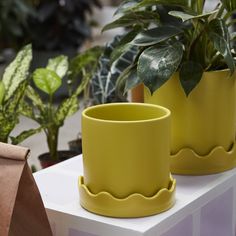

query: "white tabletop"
(34, 155), (236, 236)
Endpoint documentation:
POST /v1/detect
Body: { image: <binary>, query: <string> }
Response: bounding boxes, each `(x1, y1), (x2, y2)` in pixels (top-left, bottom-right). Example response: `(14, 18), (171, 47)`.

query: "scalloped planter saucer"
(79, 176), (176, 218)
(171, 141), (236, 175)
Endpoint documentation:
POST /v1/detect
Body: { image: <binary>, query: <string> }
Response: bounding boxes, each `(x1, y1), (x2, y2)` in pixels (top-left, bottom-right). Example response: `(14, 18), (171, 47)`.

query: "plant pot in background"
(145, 70), (236, 175)
(79, 103), (176, 217)
(39, 150), (78, 169)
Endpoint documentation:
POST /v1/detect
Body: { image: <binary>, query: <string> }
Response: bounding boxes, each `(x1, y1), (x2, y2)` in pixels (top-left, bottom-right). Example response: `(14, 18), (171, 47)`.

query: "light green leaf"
(0, 81), (5, 105)
(179, 61), (203, 96)
(102, 11), (159, 31)
(114, 0), (141, 15)
(169, 10), (217, 22)
(138, 42), (183, 94)
(47, 55), (69, 78)
(26, 86), (44, 112)
(11, 127), (43, 145)
(131, 26), (182, 46)
(208, 32), (235, 74)
(55, 95), (79, 126)
(33, 68), (62, 95)
(2, 44), (32, 101)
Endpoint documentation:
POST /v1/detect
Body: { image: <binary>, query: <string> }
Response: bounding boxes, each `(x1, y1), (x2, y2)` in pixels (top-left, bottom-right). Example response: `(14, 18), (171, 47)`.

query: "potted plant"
(13, 47), (102, 168)
(102, 0), (236, 174)
(0, 45), (32, 143)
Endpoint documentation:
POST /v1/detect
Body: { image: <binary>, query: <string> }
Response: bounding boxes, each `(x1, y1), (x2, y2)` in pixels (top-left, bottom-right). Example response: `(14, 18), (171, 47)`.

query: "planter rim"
(82, 102), (170, 124)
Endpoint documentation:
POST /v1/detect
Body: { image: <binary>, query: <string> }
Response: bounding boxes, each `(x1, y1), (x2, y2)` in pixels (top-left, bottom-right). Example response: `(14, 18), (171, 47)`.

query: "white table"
(34, 155), (236, 236)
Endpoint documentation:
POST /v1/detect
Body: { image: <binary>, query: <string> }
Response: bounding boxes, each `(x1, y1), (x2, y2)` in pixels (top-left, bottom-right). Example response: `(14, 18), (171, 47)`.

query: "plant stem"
(46, 126), (59, 161)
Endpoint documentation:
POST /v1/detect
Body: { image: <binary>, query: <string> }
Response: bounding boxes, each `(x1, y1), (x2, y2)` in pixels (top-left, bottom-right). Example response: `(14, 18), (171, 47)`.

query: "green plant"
(28, 0), (102, 51)
(0, 45), (32, 143)
(13, 47), (101, 161)
(0, 0), (34, 51)
(91, 35), (138, 104)
(103, 0), (236, 96)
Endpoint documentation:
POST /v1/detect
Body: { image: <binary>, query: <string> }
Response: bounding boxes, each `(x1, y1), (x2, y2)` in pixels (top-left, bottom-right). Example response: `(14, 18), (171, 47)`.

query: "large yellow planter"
(144, 70), (236, 175)
(79, 103), (176, 217)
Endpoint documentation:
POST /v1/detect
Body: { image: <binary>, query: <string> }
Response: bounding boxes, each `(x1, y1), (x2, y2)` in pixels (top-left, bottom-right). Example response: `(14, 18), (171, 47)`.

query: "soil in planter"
(38, 150), (79, 169)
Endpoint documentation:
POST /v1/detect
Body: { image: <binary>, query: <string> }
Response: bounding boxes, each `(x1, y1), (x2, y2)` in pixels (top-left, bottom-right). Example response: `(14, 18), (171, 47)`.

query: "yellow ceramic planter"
(144, 70), (236, 175)
(79, 103), (176, 217)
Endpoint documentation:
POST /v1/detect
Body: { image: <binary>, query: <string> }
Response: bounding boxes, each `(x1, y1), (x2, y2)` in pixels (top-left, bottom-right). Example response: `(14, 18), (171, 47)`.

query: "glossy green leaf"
(111, 27), (141, 63)
(179, 61), (203, 96)
(102, 11), (159, 31)
(2, 44), (32, 101)
(33, 68), (62, 95)
(169, 10), (217, 22)
(208, 32), (235, 74)
(47, 55), (69, 78)
(131, 26), (182, 46)
(138, 42), (183, 94)
(0, 81), (5, 105)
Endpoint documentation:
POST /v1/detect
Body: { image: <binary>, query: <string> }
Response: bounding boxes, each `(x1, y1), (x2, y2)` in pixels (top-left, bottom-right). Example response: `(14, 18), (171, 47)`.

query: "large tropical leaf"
(138, 42), (183, 93)
(46, 55), (69, 78)
(33, 68), (62, 95)
(91, 36), (138, 104)
(25, 86), (44, 112)
(2, 44), (32, 101)
(179, 61), (203, 96)
(131, 26), (182, 46)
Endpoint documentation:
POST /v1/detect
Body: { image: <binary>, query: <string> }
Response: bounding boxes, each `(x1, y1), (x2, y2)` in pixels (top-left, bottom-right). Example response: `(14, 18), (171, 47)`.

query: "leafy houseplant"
(28, 0), (102, 52)
(0, 45), (32, 143)
(103, 0), (236, 174)
(13, 47), (102, 166)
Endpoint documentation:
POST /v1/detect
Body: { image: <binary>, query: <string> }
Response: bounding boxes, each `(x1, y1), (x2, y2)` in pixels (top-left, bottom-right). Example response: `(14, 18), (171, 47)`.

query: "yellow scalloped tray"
(171, 142), (236, 175)
(79, 176), (176, 218)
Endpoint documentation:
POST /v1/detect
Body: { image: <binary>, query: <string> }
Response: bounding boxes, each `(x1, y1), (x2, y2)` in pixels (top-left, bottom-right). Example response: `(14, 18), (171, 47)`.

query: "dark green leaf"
(102, 11), (159, 31)
(111, 27), (142, 63)
(11, 127), (43, 145)
(138, 42), (183, 94)
(208, 32), (235, 74)
(131, 26), (182, 46)
(220, 0), (236, 12)
(47, 55), (69, 78)
(33, 68), (62, 95)
(2, 44), (32, 101)
(179, 61), (203, 96)
(208, 18), (230, 43)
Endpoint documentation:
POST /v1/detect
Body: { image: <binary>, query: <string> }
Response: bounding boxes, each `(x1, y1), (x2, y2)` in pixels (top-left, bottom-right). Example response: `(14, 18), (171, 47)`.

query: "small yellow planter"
(144, 70), (236, 175)
(79, 103), (176, 217)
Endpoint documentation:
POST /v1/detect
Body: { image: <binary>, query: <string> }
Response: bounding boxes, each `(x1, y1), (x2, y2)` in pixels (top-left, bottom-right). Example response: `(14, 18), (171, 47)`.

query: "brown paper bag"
(0, 142), (52, 236)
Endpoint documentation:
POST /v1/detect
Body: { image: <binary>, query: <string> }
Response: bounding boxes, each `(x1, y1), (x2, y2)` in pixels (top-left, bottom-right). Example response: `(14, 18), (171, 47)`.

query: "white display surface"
(34, 155), (236, 236)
